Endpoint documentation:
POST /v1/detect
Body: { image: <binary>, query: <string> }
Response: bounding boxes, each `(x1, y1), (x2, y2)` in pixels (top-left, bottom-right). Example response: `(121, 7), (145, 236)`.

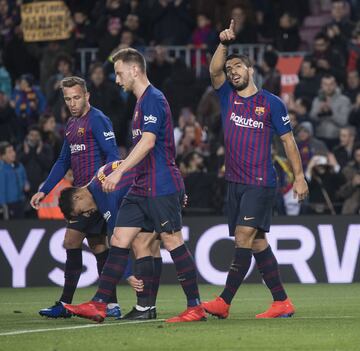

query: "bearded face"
(225, 58), (251, 91)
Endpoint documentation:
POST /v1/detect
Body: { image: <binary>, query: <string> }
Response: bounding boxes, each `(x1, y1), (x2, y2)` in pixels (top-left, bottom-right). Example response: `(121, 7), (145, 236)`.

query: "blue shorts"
(115, 191), (184, 234)
(67, 211), (107, 237)
(227, 182), (276, 235)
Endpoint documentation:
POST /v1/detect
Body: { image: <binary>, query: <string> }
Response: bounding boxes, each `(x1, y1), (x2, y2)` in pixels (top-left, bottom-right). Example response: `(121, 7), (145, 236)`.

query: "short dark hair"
(28, 125), (41, 134)
(89, 62), (104, 75)
(322, 73), (336, 81)
(60, 76), (87, 93)
(297, 96), (312, 112)
(112, 48), (146, 73)
(303, 56), (317, 70)
(225, 54), (252, 68)
(59, 187), (79, 220)
(0, 141), (11, 156)
(314, 32), (329, 42)
(263, 51), (279, 69)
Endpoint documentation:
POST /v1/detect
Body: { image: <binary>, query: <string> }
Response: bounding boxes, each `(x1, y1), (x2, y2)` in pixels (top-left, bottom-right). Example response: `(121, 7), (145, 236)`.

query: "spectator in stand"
(119, 29), (145, 50)
(258, 50), (281, 96)
(180, 151), (215, 210)
(150, 0), (194, 45)
(3, 26), (39, 83)
(230, 4), (257, 44)
(45, 54), (74, 123)
(88, 62), (126, 146)
(38, 113), (63, 160)
(174, 107), (203, 146)
(0, 141), (29, 219)
(72, 8), (96, 48)
(97, 17), (122, 62)
(304, 153), (344, 214)
(310, 33), (346, 85)
(11, 74), (46, 139)
(147, 46), (174, 90)
(0, 90), (18, 144)
(344, 70), (360, 103)
(0, 53), (11, 97)
(37, 169), (74, 220)
(189, 13), (217, 67)
(295, 122), (328, 172)
(348, 91), (360, 136)
(274, 12), (301, 52)
(162, 58), (202, 122)
(294, 96), (314, 126)
(294, 57), (321, 102)
(176, 113), (205, 158)
(310, 74), (351, 149)
(322, 0), (355, 64)
(196, 85), (221, 138)
(337, 144), (360, 214)
(93, 0), (130, 26)
(333, 126), (357, 169)
(0, 0), (19, 46)
(347, 28), (360, 73)
(124, 13), (145, 44)
(17, 126), (53, 201)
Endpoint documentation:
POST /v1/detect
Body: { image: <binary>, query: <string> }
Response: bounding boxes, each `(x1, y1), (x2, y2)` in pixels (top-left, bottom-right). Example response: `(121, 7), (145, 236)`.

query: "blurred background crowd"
(1, 0), (360, 219)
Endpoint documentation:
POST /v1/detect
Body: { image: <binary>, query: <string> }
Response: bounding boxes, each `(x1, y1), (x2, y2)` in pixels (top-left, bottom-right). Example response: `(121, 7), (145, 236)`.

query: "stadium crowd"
(1, 0), (360, 218)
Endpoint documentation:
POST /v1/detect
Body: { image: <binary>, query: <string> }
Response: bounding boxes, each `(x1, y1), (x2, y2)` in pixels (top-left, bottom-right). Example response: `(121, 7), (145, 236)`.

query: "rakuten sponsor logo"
(230, 113), (264, 129)
(70, 144), (86, 153)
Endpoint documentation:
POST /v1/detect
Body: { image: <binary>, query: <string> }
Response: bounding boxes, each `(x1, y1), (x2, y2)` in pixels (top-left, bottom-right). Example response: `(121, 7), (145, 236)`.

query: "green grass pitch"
(0, 284), (359, 351)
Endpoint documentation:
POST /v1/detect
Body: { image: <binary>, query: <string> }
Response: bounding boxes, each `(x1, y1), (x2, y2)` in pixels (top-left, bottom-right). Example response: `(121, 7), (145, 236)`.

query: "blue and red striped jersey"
(88, 161), (135, 232)
(130, 85), (184, 197)
(40, 107), (119, 194)
(216, 81), (292, 187)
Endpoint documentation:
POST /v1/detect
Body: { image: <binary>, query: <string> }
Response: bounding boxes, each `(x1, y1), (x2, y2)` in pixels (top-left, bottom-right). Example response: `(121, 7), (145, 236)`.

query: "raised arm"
(209, 19), (236, 89)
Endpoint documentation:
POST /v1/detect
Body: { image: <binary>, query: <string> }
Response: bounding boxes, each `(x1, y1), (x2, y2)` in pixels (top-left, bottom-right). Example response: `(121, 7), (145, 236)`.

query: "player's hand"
(127, 275), (144, 292)
(30, 192), (46, 209)
(102, 170), (122, 193)
(219, 19), (236, 45)
(293, 177), (309, 202)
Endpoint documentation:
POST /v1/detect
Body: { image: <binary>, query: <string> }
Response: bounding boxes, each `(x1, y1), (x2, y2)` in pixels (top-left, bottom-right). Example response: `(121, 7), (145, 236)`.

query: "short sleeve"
(141, 95), (166, 136)
(270, 95), (292, 136)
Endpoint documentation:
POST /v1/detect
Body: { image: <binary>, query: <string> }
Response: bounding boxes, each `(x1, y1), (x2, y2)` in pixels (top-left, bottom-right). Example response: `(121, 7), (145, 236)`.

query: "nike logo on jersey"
(234, 101), (244, 105)
(66, 132), (70, 136)
(244, 216), (255, 221)
(161, 220), (169, 227)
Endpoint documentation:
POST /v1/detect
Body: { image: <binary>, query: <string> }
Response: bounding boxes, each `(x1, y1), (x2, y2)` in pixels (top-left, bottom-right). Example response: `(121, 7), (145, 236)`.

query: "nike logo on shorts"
(161, 220), (169, 226)
(244, 216), (255, 221)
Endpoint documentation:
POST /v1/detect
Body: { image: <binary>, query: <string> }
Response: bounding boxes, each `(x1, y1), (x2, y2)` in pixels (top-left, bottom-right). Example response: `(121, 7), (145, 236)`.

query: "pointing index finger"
(229, 19), (235, 31)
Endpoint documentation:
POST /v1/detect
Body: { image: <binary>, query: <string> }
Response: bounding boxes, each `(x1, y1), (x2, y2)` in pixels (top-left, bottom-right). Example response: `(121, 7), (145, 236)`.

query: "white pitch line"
(0, 319), (165, 337)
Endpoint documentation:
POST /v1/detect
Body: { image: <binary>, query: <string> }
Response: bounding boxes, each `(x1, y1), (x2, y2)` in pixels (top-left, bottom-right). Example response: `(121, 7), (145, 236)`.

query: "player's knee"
(252, 237), (268, 253)
(161, 232), (184, 252)
(63, 237), (82, 249)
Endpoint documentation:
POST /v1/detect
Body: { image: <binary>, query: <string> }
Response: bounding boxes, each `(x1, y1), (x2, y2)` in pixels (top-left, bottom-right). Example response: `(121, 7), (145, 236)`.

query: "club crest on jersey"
(255, 106), (265, 116)
(77, 127), (85, 136)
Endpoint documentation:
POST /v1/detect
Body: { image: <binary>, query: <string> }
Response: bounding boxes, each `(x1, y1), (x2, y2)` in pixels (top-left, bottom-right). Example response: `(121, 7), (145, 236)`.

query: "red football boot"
(202, 296), (230, 319)
(256, 298), (295, 318)
(166, 305), (207, 323)
(64, 301), (107, 323)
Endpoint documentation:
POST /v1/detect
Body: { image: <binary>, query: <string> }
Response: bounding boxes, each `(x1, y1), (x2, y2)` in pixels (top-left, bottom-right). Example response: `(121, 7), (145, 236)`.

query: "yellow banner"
(21, 1), (72, 42)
